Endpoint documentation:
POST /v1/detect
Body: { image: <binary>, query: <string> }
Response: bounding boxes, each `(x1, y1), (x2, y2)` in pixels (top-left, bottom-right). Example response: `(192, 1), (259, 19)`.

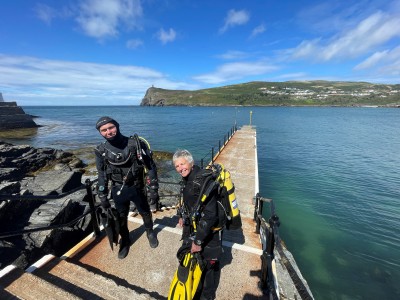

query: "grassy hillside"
(141, 81), (400, 107)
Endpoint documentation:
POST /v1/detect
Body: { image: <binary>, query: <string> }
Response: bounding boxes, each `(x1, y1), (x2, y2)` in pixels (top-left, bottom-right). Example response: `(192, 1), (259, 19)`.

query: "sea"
(2, 106), (400, 300)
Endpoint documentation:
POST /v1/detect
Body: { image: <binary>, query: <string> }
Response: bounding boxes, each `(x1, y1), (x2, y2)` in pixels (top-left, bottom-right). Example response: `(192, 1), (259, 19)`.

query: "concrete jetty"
(0, 125), (313, 299)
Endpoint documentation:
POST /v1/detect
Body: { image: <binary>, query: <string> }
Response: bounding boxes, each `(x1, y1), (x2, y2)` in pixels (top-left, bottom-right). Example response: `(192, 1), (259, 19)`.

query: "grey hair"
(173, 149), (194, 165)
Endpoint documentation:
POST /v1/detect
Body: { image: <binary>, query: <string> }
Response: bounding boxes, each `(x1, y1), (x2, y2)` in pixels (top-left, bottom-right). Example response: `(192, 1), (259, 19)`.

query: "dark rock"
(20, 170), (83, 196)
(0, 181), (21, 195)
(0, 141), (83, 182)
(0, 142), (91, 270)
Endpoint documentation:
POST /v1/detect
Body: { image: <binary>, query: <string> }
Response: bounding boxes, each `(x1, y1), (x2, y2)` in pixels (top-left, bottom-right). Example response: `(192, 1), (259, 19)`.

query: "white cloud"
(355, 46), (400, 75)
(193, 61), (278, 84)
(354, 50), (389, 70)
(76, 0), (143, 39)
(219, 9), (250, 34)
(34, 3), (57, 25)
(126, 39), (144, 49)
(289, 10), (400, 62)
(0, 54), (197, 105)
(250, 23), (266, 38)
(216, 51), (250, 60)
(157, 28), (177, 44)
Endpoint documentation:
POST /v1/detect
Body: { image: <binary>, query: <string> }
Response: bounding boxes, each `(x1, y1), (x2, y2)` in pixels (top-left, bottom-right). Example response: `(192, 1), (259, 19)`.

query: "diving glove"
(147, 189), (159, 212)
(99, 194), (111, 209)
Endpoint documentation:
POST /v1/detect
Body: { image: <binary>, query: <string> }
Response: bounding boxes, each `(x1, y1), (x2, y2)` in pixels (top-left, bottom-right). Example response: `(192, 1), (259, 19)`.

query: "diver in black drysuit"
(179, 164), (222, 300)
(95, 116), (159, 259)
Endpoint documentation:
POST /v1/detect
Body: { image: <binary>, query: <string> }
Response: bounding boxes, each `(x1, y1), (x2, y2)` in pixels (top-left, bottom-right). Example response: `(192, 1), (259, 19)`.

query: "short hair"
(172, 149), (194, 165)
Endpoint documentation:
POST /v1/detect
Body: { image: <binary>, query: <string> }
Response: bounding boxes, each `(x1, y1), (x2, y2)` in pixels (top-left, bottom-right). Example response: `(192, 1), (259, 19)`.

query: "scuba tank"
(190, 163), (242, 231)
(214, 163), (242, 230)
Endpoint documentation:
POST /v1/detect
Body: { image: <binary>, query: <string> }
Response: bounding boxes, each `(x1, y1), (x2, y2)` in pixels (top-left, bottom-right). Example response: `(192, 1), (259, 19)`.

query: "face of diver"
(99, 122), (117, 139)
(174, 157), (193, 178)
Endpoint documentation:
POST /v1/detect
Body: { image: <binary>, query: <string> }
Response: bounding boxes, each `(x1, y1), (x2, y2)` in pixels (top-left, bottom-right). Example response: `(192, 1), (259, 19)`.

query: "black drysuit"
(95, 132), (158, 244)
(180, 165), (222, 300)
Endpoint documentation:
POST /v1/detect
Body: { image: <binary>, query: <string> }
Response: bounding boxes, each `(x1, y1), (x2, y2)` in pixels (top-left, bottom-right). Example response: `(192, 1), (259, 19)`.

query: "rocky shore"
(0, 142), (179, 271)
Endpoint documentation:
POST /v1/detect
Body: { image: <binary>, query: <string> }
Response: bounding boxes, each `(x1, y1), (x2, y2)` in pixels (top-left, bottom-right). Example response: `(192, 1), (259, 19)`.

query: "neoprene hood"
(96, 116), (119, 131)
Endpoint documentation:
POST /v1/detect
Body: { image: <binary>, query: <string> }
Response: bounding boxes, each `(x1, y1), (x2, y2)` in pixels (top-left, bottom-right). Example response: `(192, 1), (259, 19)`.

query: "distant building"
(0, 92), (4, 102)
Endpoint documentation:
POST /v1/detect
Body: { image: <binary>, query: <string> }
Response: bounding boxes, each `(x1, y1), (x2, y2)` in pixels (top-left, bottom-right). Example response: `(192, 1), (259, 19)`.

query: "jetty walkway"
(0, 125), (313, 299)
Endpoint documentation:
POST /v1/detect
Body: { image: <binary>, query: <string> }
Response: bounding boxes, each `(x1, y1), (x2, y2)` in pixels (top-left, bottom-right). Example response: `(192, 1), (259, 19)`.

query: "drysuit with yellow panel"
(179, 164), (222, 300)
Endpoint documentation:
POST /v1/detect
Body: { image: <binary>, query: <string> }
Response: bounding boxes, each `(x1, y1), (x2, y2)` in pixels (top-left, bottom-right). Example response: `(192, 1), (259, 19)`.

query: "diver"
(95, 116), (159, 259)
(172, 149), (222, 300)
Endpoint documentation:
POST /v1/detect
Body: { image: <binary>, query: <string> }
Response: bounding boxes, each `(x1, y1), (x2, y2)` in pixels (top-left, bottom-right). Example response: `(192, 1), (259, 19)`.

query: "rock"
(20, 170), (83, 196)
(0, 181), (21, 195)
(0, 141), (84, 182)
(0, 142), (90, 270)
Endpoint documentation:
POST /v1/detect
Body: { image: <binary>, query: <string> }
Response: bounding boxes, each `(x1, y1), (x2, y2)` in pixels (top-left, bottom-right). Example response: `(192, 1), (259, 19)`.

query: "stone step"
(0, 266), (79, 299)
(34, 258), (148, 300)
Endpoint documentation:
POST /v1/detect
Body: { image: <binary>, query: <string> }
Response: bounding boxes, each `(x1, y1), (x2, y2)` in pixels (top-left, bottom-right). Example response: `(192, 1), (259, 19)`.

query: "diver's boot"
(142, 213), (159, 248)
(146, 228), (159, 248)
(118, 236), (130, 259)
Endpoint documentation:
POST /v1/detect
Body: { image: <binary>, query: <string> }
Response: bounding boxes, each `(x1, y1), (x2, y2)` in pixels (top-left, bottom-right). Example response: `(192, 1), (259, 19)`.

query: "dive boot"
(146, 229), (159, 248)
(118, 237), (130, 259)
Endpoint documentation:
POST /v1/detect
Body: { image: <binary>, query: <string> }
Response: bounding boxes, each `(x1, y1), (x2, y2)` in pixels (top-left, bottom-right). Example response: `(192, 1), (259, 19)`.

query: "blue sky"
(1, 0), (399, 106)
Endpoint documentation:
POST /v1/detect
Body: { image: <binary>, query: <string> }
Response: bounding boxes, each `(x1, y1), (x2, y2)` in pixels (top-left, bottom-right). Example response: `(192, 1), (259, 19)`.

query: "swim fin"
(168, 252), (205, 300)
(191, 253), (205, 296)
(99, 207), (120, 250)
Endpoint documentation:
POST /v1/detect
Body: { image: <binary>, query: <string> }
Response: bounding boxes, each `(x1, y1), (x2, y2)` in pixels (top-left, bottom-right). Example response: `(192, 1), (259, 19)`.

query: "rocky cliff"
(139, 81), (400, 107)
(140, 86), (167, 106)
(0, 93), (39, 129)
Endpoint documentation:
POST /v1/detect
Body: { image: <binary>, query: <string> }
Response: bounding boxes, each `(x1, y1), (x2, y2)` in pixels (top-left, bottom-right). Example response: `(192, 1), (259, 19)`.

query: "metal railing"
(199, 124), (237, 168)
(254, 193), (280, 300)
(254, 194), (314, 300)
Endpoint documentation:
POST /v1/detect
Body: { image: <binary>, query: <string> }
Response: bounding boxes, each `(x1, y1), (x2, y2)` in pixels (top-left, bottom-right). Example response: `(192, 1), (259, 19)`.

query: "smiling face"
(174, 157), (193, 178)
(99, 122), (117, 139)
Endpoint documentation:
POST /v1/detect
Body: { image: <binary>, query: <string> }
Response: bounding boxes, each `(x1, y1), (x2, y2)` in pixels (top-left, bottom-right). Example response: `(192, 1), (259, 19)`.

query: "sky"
(1, 0), (399, 106)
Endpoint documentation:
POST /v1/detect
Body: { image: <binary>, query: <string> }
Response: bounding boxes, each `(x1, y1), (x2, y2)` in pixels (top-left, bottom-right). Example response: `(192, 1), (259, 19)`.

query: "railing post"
(253, 193), (259, 221)
(201, 158), (204, 169)
(219, 140), (221, 152)
(211, 147), (214, 164)
(85, 179), (101, 236)
(255, 195), (263, 234)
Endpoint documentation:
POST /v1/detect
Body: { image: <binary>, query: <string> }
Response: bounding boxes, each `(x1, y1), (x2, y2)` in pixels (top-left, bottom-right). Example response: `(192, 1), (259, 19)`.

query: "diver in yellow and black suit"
(95, 116), (159, 259)
(173, 149), (222, 300)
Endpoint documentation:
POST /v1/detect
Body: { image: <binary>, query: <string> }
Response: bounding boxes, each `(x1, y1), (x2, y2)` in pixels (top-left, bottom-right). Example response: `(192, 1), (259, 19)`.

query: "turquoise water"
(5, 106), (400, 299)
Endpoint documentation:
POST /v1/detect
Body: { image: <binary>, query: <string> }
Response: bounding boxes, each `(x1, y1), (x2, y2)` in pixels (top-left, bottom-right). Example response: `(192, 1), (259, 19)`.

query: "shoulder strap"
(192, 169), (219, 213)
(95, 142), (106, 154)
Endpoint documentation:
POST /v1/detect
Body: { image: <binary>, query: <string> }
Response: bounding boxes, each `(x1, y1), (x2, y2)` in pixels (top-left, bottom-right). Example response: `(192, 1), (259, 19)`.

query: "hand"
(98, 194), (111, 209)
(191, 241), (202, 253)
(147, 189), (159, 205)
(178, 218), (184, 227)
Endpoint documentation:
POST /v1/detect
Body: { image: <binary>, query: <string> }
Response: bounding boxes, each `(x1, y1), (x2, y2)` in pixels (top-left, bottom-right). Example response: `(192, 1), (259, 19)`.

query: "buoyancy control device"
(190, 163), (242, 231)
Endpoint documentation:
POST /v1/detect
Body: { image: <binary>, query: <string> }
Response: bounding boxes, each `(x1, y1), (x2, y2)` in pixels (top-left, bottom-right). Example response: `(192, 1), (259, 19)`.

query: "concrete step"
(0, 266), (79, 299)
(35, 257), (150, 300)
